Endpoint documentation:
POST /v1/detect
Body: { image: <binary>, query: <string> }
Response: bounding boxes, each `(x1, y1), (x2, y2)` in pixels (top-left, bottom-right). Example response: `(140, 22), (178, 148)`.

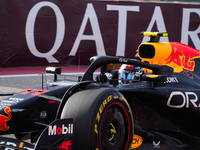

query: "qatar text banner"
(0, 0), (200, 67)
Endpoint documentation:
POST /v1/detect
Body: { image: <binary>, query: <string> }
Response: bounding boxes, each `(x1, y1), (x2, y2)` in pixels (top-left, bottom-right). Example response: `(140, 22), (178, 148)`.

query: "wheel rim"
(99, 103), (130, 150)
(108, 123), (116, 141)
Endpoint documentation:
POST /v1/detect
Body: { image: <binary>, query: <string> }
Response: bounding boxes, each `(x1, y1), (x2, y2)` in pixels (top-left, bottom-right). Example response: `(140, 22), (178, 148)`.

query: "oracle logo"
(167, 91), (199, 108)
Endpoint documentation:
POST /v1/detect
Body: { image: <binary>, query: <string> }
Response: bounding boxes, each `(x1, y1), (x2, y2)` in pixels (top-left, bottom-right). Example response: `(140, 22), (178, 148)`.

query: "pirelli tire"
(60, 87), (134, 150)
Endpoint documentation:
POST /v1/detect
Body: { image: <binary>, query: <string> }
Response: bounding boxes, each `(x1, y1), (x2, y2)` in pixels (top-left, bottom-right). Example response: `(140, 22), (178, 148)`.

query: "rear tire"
(60, 87), (133, 150)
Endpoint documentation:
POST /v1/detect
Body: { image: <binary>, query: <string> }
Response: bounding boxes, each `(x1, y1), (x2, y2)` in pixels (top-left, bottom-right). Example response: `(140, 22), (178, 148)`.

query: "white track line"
(0, 72), (99, 78)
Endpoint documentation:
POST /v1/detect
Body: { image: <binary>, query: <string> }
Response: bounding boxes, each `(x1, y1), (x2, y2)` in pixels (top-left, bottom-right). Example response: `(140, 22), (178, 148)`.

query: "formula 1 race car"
(1, 32), (200, 150)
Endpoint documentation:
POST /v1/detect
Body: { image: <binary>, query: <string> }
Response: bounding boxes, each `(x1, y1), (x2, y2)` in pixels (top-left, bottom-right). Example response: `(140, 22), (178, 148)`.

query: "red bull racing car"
(1, 32), (200, 150)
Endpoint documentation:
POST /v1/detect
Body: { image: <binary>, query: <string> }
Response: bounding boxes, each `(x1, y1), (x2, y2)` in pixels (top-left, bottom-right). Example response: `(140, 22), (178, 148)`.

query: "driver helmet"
(118, 64), (141, 84)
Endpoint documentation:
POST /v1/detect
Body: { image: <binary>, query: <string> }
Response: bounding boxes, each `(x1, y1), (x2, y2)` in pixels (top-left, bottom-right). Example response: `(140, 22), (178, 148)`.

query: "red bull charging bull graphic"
(57, 140), (72, 150)
(138, 32), (200, 73)
(0, 107), (12, 131)
(166, 42), (200, 72)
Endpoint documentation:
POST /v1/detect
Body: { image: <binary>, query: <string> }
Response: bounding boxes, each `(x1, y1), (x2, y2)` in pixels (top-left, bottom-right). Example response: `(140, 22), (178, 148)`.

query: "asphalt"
(0, 66), (89, 99)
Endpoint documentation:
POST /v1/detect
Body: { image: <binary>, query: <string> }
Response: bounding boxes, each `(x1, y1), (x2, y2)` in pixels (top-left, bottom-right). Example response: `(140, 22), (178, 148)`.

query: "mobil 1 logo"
(34, 119), (73, 150)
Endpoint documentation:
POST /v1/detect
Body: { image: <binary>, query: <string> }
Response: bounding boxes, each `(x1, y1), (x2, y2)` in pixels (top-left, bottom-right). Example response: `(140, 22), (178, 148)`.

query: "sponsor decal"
(0, 98), (25, 109)
(40, 111), (47, 119)
(119, 58), (128, 63)
(95, 95), (114, 134)
(153, 141), (160, 149)
(0, 107), (12, 131)
(130, 134), (143, 149)
(95, 95), (112, 123)
(167, 91), (199, 108)
(0, 140), (33, 150)
(183, 70), (194, 79)
(105, 73), (113, 79)
(57, 140), (72, 150)
(164, 77), (178, 83)
(48, 124), (73, 136)
(146, 75), (158, 78)
(124, 65), (134, 70)
(34, 119), (73, 150)
(9, 97), (24, 101)
(165, 43), (200, 71)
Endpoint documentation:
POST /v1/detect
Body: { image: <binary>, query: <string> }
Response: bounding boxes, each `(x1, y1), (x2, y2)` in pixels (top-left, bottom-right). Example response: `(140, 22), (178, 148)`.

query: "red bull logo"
(165, 42), (200, 72)
(0, 107), (12, 131)
(124, 65), (134, 70)
(57, 140), (72, 150)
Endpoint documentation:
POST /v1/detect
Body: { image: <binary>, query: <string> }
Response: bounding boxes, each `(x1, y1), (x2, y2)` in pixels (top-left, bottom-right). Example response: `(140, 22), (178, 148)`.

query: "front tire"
(60, 87), (134, 150)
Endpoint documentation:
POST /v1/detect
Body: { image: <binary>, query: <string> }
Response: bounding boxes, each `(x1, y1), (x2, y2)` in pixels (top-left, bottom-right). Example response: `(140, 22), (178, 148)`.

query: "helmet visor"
(119, 72), (134, 80)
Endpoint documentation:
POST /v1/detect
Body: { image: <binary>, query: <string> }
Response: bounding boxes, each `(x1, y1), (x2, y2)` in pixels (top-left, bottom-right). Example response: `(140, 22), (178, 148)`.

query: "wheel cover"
(99, 103), (130, 150)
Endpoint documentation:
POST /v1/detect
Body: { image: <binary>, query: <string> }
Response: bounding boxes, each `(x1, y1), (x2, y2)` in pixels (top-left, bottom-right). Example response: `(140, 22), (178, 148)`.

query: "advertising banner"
(0, 0), (200, 67)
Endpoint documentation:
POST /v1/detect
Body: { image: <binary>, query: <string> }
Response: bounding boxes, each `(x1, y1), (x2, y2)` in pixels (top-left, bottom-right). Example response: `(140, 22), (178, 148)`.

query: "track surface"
(0, 66), (88, 92)
(0, 66), (88, 143)
(0, 66), (88, 76)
